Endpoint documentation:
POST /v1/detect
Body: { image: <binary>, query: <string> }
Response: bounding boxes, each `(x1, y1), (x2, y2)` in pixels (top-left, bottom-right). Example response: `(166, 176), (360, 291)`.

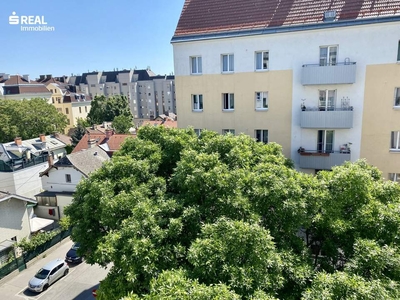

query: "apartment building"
(37, 75), (92, 133)
(171, 0), (400, 179)
(0, 74), (52, 101)
(68, 69), (176, 120)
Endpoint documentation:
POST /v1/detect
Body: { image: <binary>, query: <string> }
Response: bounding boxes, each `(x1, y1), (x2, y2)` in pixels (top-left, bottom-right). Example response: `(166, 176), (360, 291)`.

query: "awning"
(30, 217), (54, 233)
(0, 240), (15, 253)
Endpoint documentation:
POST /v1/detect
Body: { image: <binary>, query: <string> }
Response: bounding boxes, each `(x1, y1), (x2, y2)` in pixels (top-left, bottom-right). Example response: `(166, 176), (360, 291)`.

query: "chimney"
(46, 74), (52, 79)
(53, 131), (60, 138)
(88, 139), (96, 149)
(39, 134), (46, 142)
(22, 74), (30, 82)
(48, 152), (54, 166)
(14, 137), (22, 146)
(105, 129), (113, 139)
(39, 75), (45, 81)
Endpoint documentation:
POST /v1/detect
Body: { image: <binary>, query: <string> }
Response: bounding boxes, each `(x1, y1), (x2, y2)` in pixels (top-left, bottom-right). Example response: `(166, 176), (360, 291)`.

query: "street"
(0, 238), (109, 300)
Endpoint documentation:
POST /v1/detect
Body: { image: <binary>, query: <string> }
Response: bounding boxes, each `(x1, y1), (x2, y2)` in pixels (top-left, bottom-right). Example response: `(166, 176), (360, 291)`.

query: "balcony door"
(320, 46), (337, 66)
(317, 130), (334, 153)
(319, 90), (336, 111)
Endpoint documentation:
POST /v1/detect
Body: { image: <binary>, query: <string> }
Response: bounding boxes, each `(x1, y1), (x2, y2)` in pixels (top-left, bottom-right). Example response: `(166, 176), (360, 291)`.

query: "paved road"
(0, 238), (109, 300)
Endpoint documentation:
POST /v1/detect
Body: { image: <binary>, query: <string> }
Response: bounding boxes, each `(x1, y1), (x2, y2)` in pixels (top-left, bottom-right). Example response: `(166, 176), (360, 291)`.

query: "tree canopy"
(0, 98), (68, 143)
(66, 126), (400, 300)
(112, 114), (134, 134)
(87, 95), (132, 125)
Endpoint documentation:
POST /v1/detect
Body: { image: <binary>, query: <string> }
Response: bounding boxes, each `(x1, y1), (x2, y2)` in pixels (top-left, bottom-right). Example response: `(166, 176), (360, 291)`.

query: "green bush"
(17, 229), (61, 252)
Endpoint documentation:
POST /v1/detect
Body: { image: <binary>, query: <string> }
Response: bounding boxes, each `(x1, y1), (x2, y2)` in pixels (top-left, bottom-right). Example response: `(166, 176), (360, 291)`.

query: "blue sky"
(0, 0), (185, 79)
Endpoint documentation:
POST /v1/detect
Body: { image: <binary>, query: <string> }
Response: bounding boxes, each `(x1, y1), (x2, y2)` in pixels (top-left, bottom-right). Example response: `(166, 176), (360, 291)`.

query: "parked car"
(65, 242), (82, 264)
(28, 258), (69, 292)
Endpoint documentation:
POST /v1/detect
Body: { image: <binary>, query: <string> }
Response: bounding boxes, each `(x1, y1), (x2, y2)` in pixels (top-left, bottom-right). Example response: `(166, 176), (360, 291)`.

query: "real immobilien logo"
(9, 11), (55, 32)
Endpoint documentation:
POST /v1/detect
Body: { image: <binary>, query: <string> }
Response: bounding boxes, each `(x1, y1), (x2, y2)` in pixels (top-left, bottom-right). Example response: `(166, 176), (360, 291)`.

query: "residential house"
(37, 146), (110, 220)
(171, 0), (400, 179)
(0, 134), (67, 198)
(0, 74), (52, 102)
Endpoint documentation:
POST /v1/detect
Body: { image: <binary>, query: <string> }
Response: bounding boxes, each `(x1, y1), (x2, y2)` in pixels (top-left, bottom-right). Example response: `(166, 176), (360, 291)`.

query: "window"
(255, 92), (268, 110)
(90, 84), (95, 87)
(36, 196), (57, 206)
(57, 108), (62, 112)
(191, 56), (202, 74)
(65, 174), (71, 183)
(57, 98), (61, 104)
(317, 130), (334, 153)
(85, 106), (87, 112)
(65, 108), (69, 114)
(222, 54), (234, 72)
(398, 41), (400, 61)
(255, 130), (268, 143)
(389, 173), (400, 183)
(395, 88), (400, 107)
(222, 129), (235, 135)
(319, 90), (336, 110)
(222, 93), (234, 110)
(255, 51), (269, 70)
(79, 107), (82, 113)
(194, 129), (202, 136)
(192, 94), (203, 111)
(391, 131), (400, 150)
(52, 97), (55, 103)
(320, 46), (337, 66)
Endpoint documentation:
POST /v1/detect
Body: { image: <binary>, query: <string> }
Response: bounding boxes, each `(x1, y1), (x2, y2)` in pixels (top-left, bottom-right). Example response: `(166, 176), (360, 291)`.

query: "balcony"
(298, 150), (351, 170)
(301, 62), (356, 85)
(300, 107), (353, 129)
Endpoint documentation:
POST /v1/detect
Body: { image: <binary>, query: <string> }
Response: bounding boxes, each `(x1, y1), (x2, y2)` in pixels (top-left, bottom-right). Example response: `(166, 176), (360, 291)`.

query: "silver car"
(28, 258), (69, 292)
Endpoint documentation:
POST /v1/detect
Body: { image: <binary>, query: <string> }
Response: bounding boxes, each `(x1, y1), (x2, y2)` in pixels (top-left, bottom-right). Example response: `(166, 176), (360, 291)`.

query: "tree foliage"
(0, 98), (68, 143)
(112, 114), (134, 134)
(66, 126), (400, 300)
(87, 95), (132, 125)
(71, 118), (89, 146)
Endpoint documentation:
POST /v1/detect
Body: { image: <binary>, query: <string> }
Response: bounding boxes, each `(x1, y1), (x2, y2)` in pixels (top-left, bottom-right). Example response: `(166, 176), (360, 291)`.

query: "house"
(0, 135), (67, 198)
(71, 129), (133, 157)
(171, 0), (400, 179)
(37, 74), (92, 133)
(36, 146), (110, 220)
(0, 74), (52, 102)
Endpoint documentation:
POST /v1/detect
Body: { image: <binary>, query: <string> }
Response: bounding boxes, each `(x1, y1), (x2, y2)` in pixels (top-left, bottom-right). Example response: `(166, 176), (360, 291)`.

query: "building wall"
(71, 102), (91, 127)
(0, 199), (31, 243)
(41, 167), (83, 192)
(361, 63), (400, 179)
(57, 194), (74, 218)
(173, 20), (400, 173)
(0, 163), (48, 198)
(175, 71), (293, 157)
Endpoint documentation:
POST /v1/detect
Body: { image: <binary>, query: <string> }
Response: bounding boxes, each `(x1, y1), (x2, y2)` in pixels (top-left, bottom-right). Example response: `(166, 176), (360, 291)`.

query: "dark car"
(65, 243), (82, 264)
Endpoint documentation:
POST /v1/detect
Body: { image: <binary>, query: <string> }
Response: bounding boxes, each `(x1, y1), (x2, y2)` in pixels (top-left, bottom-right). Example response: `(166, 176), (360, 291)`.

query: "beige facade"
(176, 70), (293, 157)
(361, 63), (400, 180)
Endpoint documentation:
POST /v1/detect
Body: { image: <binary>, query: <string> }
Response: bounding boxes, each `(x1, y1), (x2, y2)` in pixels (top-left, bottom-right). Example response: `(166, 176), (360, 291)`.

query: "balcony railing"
(300, 107), (353, 129)
(301, 62), (356, 85)
(298, 150), (351, 170)
(0, 155), (49, 172)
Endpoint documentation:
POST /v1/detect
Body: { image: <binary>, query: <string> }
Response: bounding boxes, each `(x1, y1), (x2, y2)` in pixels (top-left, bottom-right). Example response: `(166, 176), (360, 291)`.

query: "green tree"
(87, 95), (132, 125)
(66, 127), (400, 300)
(71, 118), (89, 146)
(112, 114), (133, 134)
(0, 98), (68, 143)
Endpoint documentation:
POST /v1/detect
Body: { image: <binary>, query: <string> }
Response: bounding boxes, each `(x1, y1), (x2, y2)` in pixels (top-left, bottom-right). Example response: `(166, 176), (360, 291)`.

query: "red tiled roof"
(174, 0), (400, 37)
(1, 75), (43, 85)
(72, 133), (106, 153)
(141, 120), (178, 128)
(106, 134), (133, 151)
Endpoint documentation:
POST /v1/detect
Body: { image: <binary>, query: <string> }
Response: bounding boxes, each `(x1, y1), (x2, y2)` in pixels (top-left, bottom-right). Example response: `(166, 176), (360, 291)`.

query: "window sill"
(222, 109), (235, 112)
(389, 149), (400, 153)
(255, 69), (269, 72)
(221, 71), (234, 74)
(393, 106), (400, 110)
(190, 73), (202, 76)
(255, 108), (268, 111)
(192, 109), (203, 113)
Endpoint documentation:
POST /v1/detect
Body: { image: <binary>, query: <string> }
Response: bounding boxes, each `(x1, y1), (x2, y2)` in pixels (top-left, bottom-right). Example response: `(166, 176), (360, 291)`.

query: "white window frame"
(222, 54), (234, 73)
(394, 88), (400, 107)
(391, 131), (400, 151)
(317, 130), (334, 153)
(190, 56), (202, 74)
(222, 129), (235, 135)
(255, 129), (268, 143)
(194, 129), (202, 136)
(192, 94), (203, 112)
(397, 41), (400, 62)
(255, 92), (268, 110)
(389, 173), (400, 183)
(255, 51), (269, 71)
(319, 90), (336, 111)
(320, 45), (338, 66)
(222, 93), (234, 111)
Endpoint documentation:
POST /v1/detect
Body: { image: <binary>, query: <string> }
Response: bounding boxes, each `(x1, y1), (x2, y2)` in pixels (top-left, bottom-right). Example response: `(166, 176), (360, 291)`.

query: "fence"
(0, 228), (71, 280)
